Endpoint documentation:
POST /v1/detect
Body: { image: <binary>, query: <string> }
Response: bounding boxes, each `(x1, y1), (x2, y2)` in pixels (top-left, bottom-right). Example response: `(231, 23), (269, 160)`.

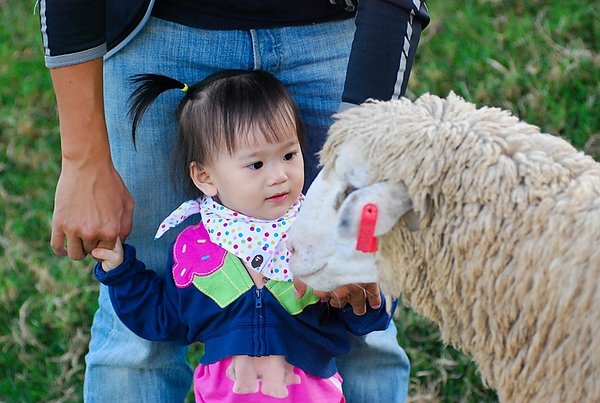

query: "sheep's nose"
(288, 243), (295, 255)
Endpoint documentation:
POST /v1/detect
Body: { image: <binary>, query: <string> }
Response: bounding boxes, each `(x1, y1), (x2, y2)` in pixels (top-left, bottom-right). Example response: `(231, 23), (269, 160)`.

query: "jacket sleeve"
(94, 244), (192, 344)
(39, 0), (107, 68)
(341, 0), (430, 108)
(339, 293), (397, 336)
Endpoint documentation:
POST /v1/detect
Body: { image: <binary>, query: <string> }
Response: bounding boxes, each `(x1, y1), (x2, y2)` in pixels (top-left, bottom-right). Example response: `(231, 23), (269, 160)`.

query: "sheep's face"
(288, 142), (416, 291)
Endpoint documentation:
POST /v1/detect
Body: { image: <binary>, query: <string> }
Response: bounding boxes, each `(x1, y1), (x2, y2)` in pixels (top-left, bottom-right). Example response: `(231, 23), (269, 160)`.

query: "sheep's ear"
(337, 181), (416, 238)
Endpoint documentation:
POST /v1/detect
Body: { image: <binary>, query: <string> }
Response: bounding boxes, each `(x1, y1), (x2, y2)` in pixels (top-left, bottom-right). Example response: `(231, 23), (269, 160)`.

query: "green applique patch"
(190, 250), (319, 313)
(266, 280), (319, 315)
(192, 253), (253, 308)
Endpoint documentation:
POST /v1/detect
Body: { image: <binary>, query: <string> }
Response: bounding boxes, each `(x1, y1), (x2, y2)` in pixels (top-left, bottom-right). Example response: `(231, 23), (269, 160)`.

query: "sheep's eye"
(333, 184), (357, 211)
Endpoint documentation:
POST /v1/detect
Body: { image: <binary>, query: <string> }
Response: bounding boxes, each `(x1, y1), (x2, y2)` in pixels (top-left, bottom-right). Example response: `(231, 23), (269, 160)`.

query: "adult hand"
(51, 161), (133, 260)
(294, 280), (381, 315)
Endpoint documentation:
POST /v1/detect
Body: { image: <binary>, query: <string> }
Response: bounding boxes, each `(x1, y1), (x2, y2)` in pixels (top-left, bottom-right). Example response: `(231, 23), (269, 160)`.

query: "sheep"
(287, 92), (600, 402)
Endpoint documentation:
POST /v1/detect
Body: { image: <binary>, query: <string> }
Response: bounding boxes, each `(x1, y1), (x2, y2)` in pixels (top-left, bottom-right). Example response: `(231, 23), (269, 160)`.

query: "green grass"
(0, 3), (100, 401)
(1, 0), (598, 401)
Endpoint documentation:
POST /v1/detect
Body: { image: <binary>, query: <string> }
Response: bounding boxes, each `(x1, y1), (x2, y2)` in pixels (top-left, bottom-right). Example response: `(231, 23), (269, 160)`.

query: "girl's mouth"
(266, 192), (288, 203)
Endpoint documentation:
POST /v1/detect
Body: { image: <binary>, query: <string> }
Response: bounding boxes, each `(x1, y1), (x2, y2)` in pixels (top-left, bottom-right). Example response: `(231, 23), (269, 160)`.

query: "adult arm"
(341, 0), (430, 109)
(41, 1), (133, 259)
(49, 60), (133, 260)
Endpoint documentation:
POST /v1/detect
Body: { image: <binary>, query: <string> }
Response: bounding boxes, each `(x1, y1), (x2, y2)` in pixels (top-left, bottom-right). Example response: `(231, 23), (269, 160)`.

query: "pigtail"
(128, 73), (187, 145)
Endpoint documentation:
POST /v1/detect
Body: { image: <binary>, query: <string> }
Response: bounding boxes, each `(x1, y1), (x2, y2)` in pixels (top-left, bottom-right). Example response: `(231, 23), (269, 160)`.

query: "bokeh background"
(1, 0), (598, 401)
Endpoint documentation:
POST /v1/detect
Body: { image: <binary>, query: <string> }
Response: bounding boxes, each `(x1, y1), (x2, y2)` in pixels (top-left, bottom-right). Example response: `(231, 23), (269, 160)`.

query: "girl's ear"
(190, 162), (217, 197)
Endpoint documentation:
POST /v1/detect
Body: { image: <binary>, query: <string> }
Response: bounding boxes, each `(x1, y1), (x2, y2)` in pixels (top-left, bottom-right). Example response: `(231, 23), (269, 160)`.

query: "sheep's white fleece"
(287, 93), (600, 402)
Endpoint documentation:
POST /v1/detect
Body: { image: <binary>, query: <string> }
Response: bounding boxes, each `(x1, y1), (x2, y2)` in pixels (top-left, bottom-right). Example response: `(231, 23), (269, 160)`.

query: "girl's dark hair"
(128, 69), (305, 197)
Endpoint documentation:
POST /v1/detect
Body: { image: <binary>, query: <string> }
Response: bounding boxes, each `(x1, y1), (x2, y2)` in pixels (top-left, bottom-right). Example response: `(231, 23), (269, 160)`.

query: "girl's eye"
(248, 161), (264, 170)
(284, 152), (296, 161)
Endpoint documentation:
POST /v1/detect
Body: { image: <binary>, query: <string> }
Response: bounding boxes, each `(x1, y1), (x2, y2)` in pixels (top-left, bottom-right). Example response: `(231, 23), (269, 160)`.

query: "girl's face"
(191, 126), (304, 221)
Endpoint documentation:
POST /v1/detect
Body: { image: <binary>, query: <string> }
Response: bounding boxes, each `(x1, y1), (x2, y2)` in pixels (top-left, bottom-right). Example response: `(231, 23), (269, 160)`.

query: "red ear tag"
(356, 203), (378, 253)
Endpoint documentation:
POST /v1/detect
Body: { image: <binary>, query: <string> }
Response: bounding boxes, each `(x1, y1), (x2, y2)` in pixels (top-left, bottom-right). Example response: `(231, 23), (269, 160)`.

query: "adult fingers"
(118, 193), (134, 242)
(364, 283), (382, 309)
(93, 228), (121, 253)
(328, 286), (350, 309)
(83, 228), (117, 258)
(313, 290), (333, 304)
(346, 284), (368, 316)
(86, 208), (130, 256)
(329, 294), (349, 309)
(82, 237), (101, 256)
(50, 227), (67, 256)
(65, 234), (86, 260)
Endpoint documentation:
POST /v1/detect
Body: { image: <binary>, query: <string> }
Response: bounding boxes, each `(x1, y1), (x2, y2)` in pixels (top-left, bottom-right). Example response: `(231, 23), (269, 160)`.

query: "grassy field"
(1, 0), (598, 401)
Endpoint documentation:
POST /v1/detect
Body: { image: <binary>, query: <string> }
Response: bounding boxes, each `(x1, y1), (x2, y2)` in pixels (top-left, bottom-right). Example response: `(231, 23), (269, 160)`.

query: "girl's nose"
(269, 164), (288, 185)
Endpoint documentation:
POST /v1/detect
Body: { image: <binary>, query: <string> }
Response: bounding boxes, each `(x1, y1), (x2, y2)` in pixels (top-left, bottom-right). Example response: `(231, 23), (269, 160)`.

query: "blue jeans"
(87, 17), (410, 402)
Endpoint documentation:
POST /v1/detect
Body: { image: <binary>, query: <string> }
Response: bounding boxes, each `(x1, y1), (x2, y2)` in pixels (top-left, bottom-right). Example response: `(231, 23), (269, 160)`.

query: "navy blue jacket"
(94, 244), (393, 378)
(39, 0), (429, 104)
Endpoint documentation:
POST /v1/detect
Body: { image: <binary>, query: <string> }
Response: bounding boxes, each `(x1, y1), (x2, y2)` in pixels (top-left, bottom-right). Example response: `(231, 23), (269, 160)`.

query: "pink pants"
(194, 357), (345, 402)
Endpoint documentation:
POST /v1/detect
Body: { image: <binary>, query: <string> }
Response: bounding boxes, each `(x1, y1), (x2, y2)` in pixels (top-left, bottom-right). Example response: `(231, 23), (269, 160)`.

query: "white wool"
(287, 93), (600, 402)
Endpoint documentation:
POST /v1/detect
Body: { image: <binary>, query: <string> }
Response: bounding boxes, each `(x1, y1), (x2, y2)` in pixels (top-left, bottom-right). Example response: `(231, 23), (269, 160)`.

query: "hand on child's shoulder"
(91, 237), (125, 271)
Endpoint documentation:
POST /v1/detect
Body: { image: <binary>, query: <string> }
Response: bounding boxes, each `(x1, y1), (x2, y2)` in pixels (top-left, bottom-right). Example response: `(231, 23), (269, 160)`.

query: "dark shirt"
(152, 0), (355, 30)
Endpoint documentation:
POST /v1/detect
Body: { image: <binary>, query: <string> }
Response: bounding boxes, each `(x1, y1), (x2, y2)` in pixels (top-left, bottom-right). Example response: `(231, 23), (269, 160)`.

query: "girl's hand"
(91, 237), (124, 271)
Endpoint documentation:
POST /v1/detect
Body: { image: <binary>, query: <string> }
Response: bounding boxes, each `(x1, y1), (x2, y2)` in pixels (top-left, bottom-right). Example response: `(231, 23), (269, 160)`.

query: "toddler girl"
(92, 69), (392, 402)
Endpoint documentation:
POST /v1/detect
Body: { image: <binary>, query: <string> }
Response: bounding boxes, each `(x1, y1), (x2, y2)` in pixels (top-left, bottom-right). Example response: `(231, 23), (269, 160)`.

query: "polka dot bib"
(155, 196), (303, 282)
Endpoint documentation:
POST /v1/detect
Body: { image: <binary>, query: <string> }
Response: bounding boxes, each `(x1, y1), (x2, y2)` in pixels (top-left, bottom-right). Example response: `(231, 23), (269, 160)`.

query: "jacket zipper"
(254, 287), (265, 354)
(255, 288), (263, 309)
